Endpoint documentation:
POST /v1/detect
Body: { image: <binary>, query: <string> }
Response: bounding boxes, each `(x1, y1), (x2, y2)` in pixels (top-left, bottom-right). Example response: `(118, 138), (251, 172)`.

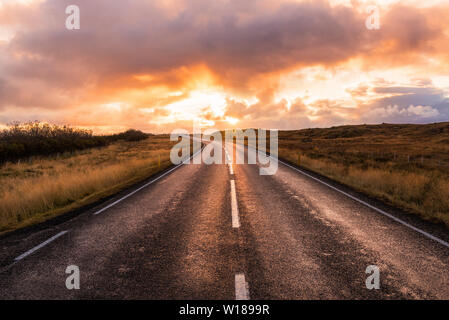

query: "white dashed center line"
(230, 179), (240, 228)
(235, 273), (250, 300)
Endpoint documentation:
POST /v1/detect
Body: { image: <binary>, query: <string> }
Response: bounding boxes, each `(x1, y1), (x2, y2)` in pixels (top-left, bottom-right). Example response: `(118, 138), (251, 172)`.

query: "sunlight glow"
(157, 90), (228, 125)
(225, 117), (239, 125)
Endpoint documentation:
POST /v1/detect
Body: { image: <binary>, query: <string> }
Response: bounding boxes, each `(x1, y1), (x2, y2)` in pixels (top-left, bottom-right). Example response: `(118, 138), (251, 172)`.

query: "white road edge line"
(93, 147), (203, 216)
(241, 143), (449, 249)
(230, 179), (240, 228)
(11, 148), (204, 266)
(225, 145), (232, 162)
(14, 230), (69, 261)
(225, 151), (230, 163)
(277, 159), (449, 249)
(235, 273), (250, 300)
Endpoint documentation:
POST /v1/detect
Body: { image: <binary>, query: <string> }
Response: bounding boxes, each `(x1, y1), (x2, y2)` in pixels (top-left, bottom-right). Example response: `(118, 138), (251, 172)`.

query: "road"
(0, 142), (449, 299)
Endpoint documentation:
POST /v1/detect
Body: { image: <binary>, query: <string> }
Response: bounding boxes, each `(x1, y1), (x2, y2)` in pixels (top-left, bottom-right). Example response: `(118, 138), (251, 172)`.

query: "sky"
(0, 0), (448, 133)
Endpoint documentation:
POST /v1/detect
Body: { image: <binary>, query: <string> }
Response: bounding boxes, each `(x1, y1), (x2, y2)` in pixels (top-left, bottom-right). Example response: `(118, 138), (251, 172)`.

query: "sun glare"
(225, 117), (239, 125)
(159, 89), (228, 125)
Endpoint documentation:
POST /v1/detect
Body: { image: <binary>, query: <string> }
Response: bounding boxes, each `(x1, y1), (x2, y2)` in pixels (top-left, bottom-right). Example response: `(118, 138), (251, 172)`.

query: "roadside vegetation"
(0, 131), (177, 234)
(0, 121), (149, 164)
(276, 123), (449, 226)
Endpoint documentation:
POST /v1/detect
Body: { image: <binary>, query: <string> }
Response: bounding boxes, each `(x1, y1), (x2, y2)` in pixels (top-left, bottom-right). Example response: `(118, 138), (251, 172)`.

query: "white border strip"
(235, 273), (250, 300)
(230, 180), (240, 228)
(242, 143), (449, 249)
(14, 230), (69, 261)
(278, 159), (449, 249)
(93, 148), (203, 216)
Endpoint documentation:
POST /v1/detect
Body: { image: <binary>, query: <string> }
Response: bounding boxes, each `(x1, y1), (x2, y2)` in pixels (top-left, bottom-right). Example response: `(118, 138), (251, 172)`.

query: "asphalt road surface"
(1, 142), (448, 299)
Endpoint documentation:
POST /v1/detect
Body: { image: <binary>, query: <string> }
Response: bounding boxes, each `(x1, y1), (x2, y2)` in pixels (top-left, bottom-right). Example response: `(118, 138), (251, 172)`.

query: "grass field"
(2, 122), (448, 234)
(0, 135), (178, 234)
(277, 123), (449, 227)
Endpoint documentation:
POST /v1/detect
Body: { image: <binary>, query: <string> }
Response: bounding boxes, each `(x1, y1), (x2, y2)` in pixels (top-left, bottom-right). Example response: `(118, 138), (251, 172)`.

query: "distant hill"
(276, 122), (449, 227)
(281, 122), (449, 142)
(278, 122), (449, 169)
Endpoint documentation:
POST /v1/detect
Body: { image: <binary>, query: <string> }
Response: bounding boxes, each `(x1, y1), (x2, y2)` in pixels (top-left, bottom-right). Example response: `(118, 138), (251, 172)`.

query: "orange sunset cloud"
(0, 0), (448, 133)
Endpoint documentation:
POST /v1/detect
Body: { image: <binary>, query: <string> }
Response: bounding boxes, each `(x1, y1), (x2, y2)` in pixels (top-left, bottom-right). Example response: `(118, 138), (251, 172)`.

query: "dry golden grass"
(0, 135), (178, 234)
(226, 124), (449, 226)
(279, 124), (449, 226)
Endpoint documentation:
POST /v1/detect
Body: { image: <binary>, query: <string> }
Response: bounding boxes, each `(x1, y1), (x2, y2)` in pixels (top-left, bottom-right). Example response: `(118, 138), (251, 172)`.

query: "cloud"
(1, 0), (449, 131)
(358, 84), (449, 123)
(1, 0), (371, 91)
(367, 104), (439, 119)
